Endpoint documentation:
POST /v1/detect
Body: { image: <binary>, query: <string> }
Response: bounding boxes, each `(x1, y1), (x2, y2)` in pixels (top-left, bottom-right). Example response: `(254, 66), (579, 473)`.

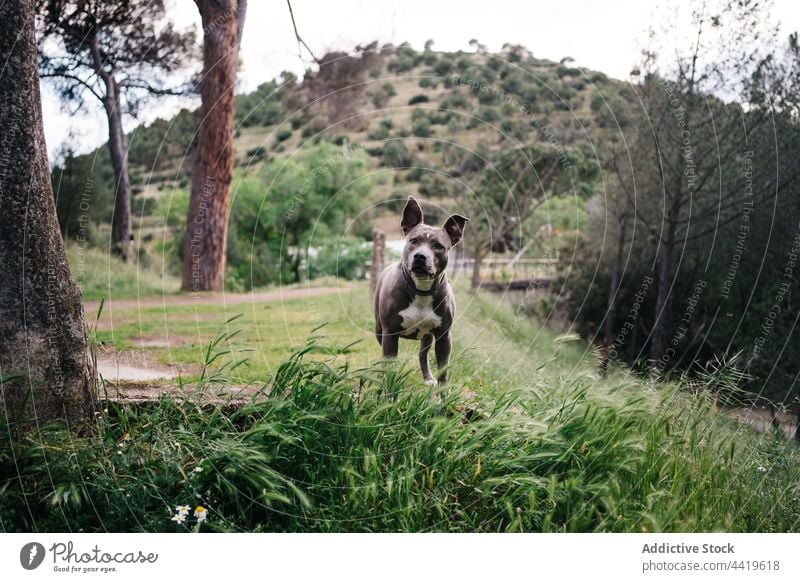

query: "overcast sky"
(41, 0), (800, 161)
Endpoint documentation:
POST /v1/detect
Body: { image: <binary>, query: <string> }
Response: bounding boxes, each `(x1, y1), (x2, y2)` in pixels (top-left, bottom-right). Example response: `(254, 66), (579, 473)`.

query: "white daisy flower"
(194, 506), (208, 523)
(170, 513), (187, 524)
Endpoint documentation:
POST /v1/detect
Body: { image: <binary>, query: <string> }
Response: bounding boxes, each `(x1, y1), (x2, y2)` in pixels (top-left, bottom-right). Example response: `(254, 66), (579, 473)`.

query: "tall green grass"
(2, 330), (798, 532)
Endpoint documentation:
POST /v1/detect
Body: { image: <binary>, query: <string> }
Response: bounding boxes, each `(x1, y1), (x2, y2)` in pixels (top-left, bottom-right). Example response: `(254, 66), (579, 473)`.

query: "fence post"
(371, 228), (385, 295)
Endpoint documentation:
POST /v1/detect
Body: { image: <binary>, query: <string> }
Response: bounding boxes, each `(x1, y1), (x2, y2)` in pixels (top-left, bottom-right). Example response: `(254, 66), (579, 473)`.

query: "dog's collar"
(401, 266), (441, 297)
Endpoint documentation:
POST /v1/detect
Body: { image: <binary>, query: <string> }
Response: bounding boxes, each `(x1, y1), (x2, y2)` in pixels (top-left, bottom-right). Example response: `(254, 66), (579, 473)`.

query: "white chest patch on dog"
(399, 295), (442, 339)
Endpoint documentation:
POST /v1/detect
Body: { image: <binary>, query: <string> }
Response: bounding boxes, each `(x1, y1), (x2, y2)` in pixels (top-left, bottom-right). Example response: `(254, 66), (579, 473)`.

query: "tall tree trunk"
(604, 214), (627, 352)
(470, 243), (486, 289)
(182, 0), (242, 292)
(0, 0), (95, 428)
(103, 77), (133, 263)
(650, 223), (676, 364)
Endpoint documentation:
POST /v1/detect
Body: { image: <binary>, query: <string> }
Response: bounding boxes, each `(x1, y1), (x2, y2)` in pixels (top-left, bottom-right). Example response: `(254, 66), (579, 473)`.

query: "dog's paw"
(423, 378), (438, 387)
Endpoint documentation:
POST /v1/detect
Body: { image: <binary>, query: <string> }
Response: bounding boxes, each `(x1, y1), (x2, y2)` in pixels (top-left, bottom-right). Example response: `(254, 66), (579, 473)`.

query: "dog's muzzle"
(410, 253), (434, 278)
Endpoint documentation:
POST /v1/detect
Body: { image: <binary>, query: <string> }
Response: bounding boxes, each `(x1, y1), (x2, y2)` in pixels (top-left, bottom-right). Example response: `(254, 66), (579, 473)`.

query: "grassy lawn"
(89, 274), (587, 388)
(3, 261), (799, 533)
(92, 285), (375, 383)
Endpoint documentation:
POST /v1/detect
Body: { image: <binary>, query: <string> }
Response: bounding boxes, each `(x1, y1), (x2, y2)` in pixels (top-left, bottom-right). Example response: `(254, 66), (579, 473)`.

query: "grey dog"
(373, 196), (469, 385)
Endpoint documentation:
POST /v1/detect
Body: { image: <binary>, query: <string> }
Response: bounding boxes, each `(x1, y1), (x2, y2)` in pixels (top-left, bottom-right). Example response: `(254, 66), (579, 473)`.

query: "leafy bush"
(411, 112), (432, 137)
(275, 128), (293, 143)
(389, 55), (415, 73)
(226, 177), (288, 288)
(370, 83), (396, 108)
(433, 57), (453, 76)
(478, 106), (500, 122)
(441, 91), (469, 110)
(255, 143), (371, 283)
(51, 148), (115, 240)
(307, 237), (371, 280)
(236, 81), (285, 127)
(428, 109), (451, 125)
(381, 140), (414, 168)
(153, 188), (190, 228)
(419, 77), (438, 89)
(368, 118), (393, 140)
(408, 94), (430, 105)
(246, 146), (268, 160)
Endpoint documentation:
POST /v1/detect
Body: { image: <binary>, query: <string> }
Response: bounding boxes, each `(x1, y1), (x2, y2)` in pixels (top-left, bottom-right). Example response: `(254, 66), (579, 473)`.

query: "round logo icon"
(20, 542), (46, 570)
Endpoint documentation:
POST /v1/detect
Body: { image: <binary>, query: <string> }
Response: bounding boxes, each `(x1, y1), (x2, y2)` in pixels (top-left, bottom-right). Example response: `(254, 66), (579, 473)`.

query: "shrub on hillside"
(419, 76), (438, 89)
(370, 82), (396, 108)
(412, 113), (432, 137)
(433, 57), (453, 76)
(368, 118), (393, 140)
(275, 128), (293, 143)
(442, 91), (469, 110)
(389, 55), (415, 73)
(381, 140), (414, 168)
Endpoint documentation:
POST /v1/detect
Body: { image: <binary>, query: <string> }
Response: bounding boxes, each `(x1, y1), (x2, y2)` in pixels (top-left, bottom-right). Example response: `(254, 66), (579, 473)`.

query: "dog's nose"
(413, 253), (426, 263)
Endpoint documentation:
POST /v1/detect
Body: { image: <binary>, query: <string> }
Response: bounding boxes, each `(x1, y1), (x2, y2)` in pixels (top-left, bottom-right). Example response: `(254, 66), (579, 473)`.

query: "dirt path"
(84, 285), (346, 312)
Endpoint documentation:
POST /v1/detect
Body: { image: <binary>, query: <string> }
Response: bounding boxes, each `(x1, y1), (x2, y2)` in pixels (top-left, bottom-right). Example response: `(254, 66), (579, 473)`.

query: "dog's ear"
(401, 196), (424, 235)
(442, 214), (469, 246)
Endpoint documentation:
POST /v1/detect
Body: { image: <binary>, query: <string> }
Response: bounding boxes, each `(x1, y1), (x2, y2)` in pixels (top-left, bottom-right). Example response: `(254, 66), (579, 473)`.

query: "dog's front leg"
(434, 331), (451, 384)
(381, 331), (399, 358)
(419, 333), (436, 385)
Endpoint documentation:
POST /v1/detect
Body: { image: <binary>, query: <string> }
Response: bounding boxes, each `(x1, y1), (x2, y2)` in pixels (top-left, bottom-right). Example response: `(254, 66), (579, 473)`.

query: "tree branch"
(286, 0), (320, 65)
(40, 71), (104, 102)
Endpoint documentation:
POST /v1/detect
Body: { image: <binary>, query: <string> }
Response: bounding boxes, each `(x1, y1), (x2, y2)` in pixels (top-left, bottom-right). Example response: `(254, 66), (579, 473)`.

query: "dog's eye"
(409, 238), (419, 245)
(432, 242), (444, 250)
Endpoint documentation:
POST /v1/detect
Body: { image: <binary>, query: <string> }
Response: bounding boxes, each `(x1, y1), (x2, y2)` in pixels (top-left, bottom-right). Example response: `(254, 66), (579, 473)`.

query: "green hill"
(55, 42), (629, 292)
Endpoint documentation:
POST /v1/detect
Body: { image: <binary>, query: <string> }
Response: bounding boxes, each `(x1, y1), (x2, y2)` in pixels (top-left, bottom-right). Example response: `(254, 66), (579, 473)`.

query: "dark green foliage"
(389, 55), (415, 73)
(246, 146), (268, 160)
(225, 178), (288, 288)
(274, 127), (293, 143)
(408, 94), (430, 105)
(368, 118), (393, 140)
(369, 83), (396, 108)
(259, 143), (371, 283)
(557, 65), (582, 78)
(428, 109), (451, 125)
(501, 73), (523, 95)
(51, 148), (115, 239)
(127, 108), (197, 170)
(432, 57), (453, 76)
(441, 91), (469, 110)
(381, 140), (414, 168)
(419, 76), (438, 89)
(411, 111), (431, 137)
(236, 81), (284, 128)
(405, 167), (424, 182)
